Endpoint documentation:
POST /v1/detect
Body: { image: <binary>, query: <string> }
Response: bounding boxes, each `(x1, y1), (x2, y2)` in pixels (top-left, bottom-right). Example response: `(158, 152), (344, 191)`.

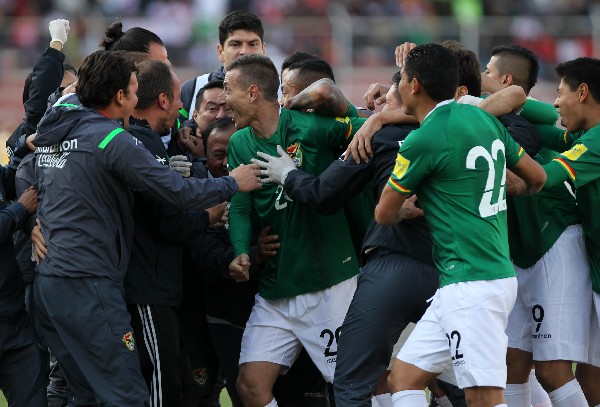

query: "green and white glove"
(252, 145), (297, 185)
(169, 155), (192, 178)
(49, 19), (69, 45)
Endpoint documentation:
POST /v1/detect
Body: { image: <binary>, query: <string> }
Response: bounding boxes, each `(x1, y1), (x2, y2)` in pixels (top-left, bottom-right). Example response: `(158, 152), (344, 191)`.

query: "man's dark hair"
(100, 21), (164, 53)
(491, 44), (539, 95)
(218, 11), (264, 46)
(556, 57), (600, 104)
(288, 57), (336, 89)
(135, 60), (175, 110)
(227, 54), (279, 103)
(442, 40), (481, 97)
(64, 63), (77, 77)
(404, 43), (458, 102)
(281, 51), (318, 74)
(392, 70), (401, 86)
(76, 50), (137, 109)
(194, 80), (224, 112)
(203, 117), (235, 153)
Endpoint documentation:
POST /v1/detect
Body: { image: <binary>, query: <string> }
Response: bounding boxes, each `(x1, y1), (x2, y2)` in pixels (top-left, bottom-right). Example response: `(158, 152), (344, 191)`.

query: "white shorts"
(397, 277), (517, 389)
(507, 225), (592, 363)
(589, 292), (600, 367)
(239, 276), (357, 382)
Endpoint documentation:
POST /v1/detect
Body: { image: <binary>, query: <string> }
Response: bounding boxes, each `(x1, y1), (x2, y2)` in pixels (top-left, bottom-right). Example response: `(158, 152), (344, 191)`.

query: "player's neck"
(414, 99), (439, 124)
(582, 105), (600, 131)
(250, 104), (280, 139)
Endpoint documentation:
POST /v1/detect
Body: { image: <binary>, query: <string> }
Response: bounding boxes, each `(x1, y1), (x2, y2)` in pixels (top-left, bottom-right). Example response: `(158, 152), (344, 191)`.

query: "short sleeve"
(387, 129), (436, 194)
(549, 134), (600, 188)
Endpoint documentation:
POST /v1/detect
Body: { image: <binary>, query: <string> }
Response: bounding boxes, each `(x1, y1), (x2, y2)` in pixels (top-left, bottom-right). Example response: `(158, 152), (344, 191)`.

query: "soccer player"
(376, 44), (545, 407)
(483, 45), (593, 407)
(224, 54), (364, 407)
(255, 41), (538, 407)
(511, 57), (600, 407)
(254, 72), (436, 407)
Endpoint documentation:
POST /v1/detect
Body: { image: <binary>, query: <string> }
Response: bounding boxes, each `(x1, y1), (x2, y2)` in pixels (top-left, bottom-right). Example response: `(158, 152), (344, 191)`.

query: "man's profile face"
(193, 87), (233, 133)
(218, 29), (265, 69)
(159, 72), (183, 135)
(554, 78), (583, 133)
(279, 69), (303, 107)
(398, 68), (414, 116)
(223, 69), (251, 129)
(483, 56), (503, 86)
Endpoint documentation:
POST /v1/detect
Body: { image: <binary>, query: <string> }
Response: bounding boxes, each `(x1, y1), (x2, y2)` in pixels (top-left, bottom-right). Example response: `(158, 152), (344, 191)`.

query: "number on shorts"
(532, 304), (544, 333)
(445, 330), (464, 361)
(320, 327), (342, 357)
(466, 140), (507, 218)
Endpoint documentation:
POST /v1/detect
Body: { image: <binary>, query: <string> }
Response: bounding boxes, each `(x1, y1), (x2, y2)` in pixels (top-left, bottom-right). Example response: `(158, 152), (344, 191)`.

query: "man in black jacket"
(33, 50), (261, 407)
(0, 144), (46, 406)
(124, 59), (226, 407)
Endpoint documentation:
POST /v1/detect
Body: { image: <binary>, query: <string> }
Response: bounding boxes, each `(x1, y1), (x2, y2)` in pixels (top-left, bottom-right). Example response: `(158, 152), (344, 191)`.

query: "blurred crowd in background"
(0, 0), (598, 154)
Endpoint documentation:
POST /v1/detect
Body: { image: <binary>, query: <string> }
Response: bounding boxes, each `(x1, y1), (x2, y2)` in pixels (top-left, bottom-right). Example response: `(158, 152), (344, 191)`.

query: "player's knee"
(535, 361), (573, 392)
(237, 371), (269, 405)
(387, 363), (427, 392)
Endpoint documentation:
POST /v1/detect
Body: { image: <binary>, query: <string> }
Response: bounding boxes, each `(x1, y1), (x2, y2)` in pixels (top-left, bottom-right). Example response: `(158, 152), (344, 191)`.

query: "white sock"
(529, 370), (551, 407)
(504, 382), (532, 407)
(494, 404), (508, 407)
(391, 390), (428, 407)
(372, 396), (381, 407)
(374, 393), (393, 407)
(265, 398), (278, 407)
(548, 379), (588, 407)
(436, 395), (453, 407)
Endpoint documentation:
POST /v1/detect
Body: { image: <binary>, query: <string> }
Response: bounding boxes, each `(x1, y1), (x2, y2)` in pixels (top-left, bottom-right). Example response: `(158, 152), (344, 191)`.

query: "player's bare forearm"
(506, 169), (542, 196)
(285, 78), (350, 116)
(509, 153), (546, 195)
(479, 85), (526, 116)
(374, 184), (409, 225)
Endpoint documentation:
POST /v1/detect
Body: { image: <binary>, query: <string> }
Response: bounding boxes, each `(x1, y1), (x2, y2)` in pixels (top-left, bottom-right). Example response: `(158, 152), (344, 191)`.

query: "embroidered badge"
(122, 331), (135, 351)
(286, 143), (302, 167)
(192, 368), (208, 386)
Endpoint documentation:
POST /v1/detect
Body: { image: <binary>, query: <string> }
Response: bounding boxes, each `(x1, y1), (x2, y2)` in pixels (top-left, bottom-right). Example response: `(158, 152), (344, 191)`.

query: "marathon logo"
(36, 139), (78, 154)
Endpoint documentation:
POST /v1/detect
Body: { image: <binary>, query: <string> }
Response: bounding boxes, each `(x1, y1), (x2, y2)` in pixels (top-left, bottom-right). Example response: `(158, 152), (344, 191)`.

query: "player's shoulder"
(229, 126), (253, 146)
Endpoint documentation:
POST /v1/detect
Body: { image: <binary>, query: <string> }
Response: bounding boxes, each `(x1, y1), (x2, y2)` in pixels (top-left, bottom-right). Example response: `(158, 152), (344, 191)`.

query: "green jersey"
(507, 148), (579, 269)
(519, 97), (559, 126)
(228, 108), (365, 300)
(387, 101), (524, 287)
(542, 123), (600, 293)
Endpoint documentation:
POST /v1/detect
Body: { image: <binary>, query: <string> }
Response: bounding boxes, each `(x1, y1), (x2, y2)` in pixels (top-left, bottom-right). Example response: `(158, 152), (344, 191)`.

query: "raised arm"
(285, 78), (352, 117)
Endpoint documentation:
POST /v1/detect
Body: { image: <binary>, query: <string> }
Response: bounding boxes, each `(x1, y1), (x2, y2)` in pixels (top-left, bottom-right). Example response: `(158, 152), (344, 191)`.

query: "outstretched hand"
(251, 145), (297, 185)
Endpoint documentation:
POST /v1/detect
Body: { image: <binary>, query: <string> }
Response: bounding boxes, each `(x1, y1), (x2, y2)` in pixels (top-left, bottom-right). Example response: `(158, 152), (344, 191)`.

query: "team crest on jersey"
(286, 143), (303, 167)
(122, 331), (135, 351)
(562, 144), (588, 161)
(192, 368), (208, 386)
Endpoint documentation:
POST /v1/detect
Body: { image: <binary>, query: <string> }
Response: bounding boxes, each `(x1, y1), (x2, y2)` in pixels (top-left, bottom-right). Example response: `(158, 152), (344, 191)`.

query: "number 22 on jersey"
(466, 140), (507, 218)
